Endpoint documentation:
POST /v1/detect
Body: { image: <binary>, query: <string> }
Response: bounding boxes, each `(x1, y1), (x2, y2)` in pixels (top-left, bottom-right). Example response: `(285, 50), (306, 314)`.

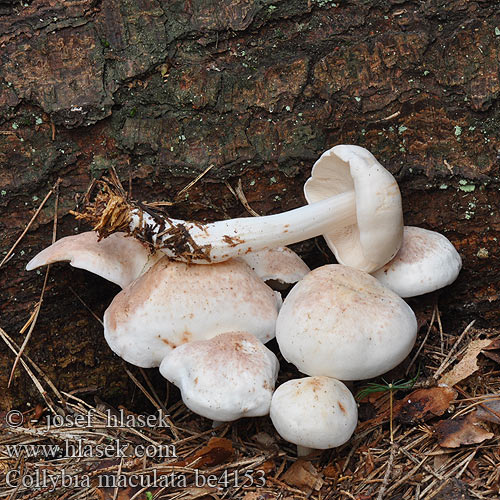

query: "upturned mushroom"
(303, 145), (403, 272)
(77, 146), (403, 272)
(276, 265), (417, 380)
(237, 247), (310, 290)
(159, 332), (279, 423)
(25, 231), (162, 288)
(371, 226), (462, 297)
(103, 257), (281, 368)
(270, 376), (358, 456)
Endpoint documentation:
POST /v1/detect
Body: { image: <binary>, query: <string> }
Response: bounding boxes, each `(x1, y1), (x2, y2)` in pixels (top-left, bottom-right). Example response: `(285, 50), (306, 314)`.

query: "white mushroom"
(270, 376), (358, 456)
(121, 146), (402, 272)
(25, 231), (162, 288)
(160, 332), (279, 422)
(237, 247), (310, 289)
(303, 145), (403, 272)
(372, 226), (462, 297)
(276, 265), (417, 380)
(104, 257), (281, 368)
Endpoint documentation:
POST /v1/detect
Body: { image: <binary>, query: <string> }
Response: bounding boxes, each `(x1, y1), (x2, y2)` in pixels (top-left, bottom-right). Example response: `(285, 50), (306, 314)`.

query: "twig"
(8, 181), (60, 386)
(0, 328), (57, 414)
(0, 327), (65, 406)
(112, 458), (123, 500)
(406, 306), (436, 375)
(433, 320), (476, 379)
(235, 178), (260, 217)
(376, 443), (397, 500)
(0, 179), (59, 268)
(139, 367), (168, 413)
(175, 164), (214, 199)
(436, 305), (444, 355)
(68, 287), (104, 326)
(125, 367), (179, 440)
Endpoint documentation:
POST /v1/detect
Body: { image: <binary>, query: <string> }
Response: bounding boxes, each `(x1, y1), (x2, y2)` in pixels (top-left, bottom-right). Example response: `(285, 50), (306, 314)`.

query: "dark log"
(1, 0), (499, 408)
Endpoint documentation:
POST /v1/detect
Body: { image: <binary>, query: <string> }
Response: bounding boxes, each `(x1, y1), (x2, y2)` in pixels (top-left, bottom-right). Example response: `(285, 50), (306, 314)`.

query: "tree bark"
(1, 0), (499, 408)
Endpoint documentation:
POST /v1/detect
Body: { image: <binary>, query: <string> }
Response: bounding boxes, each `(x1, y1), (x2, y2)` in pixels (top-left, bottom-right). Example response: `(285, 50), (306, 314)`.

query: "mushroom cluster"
(26, 145), (462, 455)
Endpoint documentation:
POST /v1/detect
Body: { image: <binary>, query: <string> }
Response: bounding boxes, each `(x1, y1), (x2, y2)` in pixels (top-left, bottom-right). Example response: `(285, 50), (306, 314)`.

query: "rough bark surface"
(1, 0), (499, 408)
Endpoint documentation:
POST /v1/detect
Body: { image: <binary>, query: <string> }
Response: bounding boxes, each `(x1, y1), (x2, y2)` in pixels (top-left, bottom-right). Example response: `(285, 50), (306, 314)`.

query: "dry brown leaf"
(96, 485), (142, 500)
(395, 387), (457, 424)
(181, 437), (234, 467)
(252, 431), (276, 448)
(179, 487), (220, 499)
(358, 387), (457, 431)
(475, 400), (500, 424)
(281, 460), (323, 494)
(322, 464), (339, 479)
(242, 493), (277, 500)
(259, 459), (276, 474)
(482, 350), (500, 364)
(434, 413), (494, 448)
(482, 338), (500, 364)
(433, 453), (450, 471)
(438, 339), (491, 387)
(484, 338), (500, 350)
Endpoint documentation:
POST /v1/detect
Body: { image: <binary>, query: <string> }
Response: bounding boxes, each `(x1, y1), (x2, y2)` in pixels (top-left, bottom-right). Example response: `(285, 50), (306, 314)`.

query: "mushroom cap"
(304, 145), (403, 273)
(237, 247), (310, 289)
(104, 257), (281, 368)
(270, 377), (357, 449)
(160, 332), (279, 421)
(372, 226), (462, 297)
(25, 231), (161, 288)
(276, 264), (417, 380)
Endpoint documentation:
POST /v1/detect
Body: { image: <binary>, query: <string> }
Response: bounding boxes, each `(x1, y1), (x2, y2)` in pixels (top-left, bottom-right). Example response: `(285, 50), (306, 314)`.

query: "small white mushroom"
(276, 265), (417, 380)
(104, 257), (281, 368)
(26, 231), (162, 288)
(159, 332), (279, 422)
(270, 376), (358, 456)
(371, 226), (462, 297)
(237, 247), (310, 289)
(125, 146), (403, 272)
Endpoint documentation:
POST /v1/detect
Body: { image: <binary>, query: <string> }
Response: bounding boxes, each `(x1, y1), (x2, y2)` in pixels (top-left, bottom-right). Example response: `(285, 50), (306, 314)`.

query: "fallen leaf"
(467, 458), (480, 479)
(433, 453), (450, 471)
(242, 493), (277, 500)
(33, 404), (45, 421)
(181, 437), (234, 467)
(484, 338), (500, 350)
(438, 339), (491, 387)
(96, 485), (142, 500)
(259, 459), (276, 474)
(178, 487), (219, 499)
(482, 338), (500, 364)
(322, 464), (338, 479)
(357, 387), (456, 431)
(434, 413), (494, 448)
(395, 387), (457, 424)
(252, 432), (276, 448)
(482, 350), (500, 364)
(281, 460), (323, 494)
(475, 399), (500, 424)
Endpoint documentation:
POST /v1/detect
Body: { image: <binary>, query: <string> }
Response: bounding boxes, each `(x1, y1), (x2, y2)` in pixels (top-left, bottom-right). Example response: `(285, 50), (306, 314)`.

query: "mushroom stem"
(297, 445), (314, 457)
(130, 191), (356, 263)
(212, 420), (224, 429)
